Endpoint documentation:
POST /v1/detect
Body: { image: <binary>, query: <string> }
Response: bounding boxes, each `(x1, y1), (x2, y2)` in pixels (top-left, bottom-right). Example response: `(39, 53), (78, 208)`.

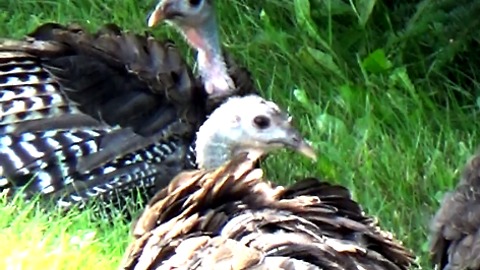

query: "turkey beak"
(283, 129), (317, 161)
(147, 1), (172, 27)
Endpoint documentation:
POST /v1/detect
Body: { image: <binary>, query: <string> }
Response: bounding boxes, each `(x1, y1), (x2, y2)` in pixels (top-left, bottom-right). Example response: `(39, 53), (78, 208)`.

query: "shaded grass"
(1, 0), (479, 269)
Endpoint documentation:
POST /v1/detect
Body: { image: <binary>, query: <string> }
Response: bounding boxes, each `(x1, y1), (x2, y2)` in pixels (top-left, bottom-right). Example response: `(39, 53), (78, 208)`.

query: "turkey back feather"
(26, 22), (204, 137)
(121, 154), (417, 270)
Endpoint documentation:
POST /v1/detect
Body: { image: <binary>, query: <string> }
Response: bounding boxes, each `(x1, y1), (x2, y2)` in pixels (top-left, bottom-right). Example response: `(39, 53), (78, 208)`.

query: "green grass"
(1, 0), (479, 269)
(0, 196), (129, 269)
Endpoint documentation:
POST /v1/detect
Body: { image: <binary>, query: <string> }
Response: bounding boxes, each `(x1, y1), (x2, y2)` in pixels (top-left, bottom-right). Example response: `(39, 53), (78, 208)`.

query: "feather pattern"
(0, 51), (85, 134)
(0, 22), (258, 210)
(1, 23), (204, 137)
(120, 154), (417, 270)
(430, 152), (480, 270)
(0, 127), (192, 209)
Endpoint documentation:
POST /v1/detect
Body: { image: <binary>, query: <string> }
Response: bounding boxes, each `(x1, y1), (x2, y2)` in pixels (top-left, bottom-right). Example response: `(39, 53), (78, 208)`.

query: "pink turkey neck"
(180, 16), (232, 96)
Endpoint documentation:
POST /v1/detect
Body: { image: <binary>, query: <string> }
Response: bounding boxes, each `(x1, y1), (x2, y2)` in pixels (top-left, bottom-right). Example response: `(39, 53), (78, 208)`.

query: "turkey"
(430, 151), (480, 270)
(120, 95), (417, 270)
(147, 0), (235, 98)
(0, 0), (257, 210)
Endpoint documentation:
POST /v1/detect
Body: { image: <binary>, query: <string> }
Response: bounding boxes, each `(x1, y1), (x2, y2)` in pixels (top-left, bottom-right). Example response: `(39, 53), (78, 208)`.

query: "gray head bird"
(193, 94), (317, 170)
(147, 0), (235, 98)
(120, 95), (417, 270)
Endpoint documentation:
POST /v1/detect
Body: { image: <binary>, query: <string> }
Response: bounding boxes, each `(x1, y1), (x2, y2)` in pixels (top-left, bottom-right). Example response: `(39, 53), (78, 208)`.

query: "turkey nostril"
(290, 134), (301, 144)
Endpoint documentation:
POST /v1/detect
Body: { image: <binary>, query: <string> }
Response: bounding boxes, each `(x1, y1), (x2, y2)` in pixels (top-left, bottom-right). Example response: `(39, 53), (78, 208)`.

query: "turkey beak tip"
(147, 6), (165, 27)
(283, 129), (317, 161)
(295, 139), (317, 161)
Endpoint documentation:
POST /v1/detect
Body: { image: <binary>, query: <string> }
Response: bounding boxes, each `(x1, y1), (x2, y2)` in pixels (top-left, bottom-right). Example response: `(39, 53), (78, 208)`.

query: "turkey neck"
(194, 132), (233, 170)
(195, 131), (261, 170)
(182, 15), (229, 90)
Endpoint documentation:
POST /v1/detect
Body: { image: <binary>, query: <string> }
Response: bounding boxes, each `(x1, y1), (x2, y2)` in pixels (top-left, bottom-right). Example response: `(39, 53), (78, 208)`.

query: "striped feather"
(0, 125), (195, 209)
(0, 128), (109, 193)
(0, 51), (83, 133)
(53, 139), (192, 209)
(0, 30), (199, 211)
(0, 21), (257, 212)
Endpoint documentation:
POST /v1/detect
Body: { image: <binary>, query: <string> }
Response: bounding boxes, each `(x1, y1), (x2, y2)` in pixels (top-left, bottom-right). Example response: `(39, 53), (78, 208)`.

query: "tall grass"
(1, 0), (479, 269)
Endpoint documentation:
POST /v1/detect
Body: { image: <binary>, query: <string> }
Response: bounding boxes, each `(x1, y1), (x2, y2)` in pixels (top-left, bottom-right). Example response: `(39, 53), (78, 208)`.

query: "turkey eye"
(189, 0), (202, 6)
(253, 115), (271, 129)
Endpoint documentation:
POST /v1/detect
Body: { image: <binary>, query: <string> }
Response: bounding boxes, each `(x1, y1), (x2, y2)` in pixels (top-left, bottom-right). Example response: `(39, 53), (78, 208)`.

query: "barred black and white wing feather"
(0, 22), (257, 209)
(0, 50), (93, 134)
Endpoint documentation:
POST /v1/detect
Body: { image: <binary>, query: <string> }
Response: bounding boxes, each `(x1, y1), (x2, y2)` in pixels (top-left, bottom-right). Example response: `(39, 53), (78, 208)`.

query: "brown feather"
(120, 154), (416, 270)
(22, 22), (203, 135)
(430, 152), (480, 270)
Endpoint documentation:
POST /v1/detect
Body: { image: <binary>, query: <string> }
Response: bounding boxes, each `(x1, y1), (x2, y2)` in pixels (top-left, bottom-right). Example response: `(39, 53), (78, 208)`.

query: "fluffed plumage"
(0, 22), (257, 209)
(120, 153), (417, 270)
(430, 152), (480, 270)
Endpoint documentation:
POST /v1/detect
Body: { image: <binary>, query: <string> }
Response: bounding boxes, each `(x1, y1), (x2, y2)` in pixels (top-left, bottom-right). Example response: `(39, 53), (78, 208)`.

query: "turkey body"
(430, 153), (480, 270)
(0, 23), (257, 209)
(121, 154), (417, 270)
